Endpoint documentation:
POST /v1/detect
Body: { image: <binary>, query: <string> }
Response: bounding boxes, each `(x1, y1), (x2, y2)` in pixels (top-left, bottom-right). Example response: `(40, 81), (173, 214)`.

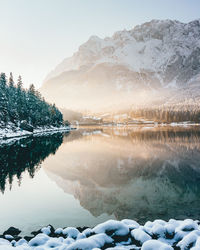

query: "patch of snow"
(41, 226), (51, 235)
(54, 228), (63, 234)
(141, 239), (173, 250)
(0, 239), (11, 246)
(177, 231), (200, 249)
(67, 233), (113, 250)
(176, 219), (198, 232)
(28, 234), (49, 247)
(151, 224), (166, 238)
(4, 235), (14, 240)
(0, 125), (71, 145)
(93, 220), (129, 237)
(62, 227), (79, 239)
(131, 228), (151, 244)
(121, 219), (140, 230)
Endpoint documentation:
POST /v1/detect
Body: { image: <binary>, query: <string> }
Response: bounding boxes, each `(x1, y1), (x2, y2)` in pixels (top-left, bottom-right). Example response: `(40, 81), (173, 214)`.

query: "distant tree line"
(129, 106), (200, 123)
(105, 105), (200, 124)
(0, 72), (63, 128)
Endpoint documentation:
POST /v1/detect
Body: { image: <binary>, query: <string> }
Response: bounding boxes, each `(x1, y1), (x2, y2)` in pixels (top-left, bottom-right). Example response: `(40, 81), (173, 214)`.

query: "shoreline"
(73, 121), (200, 130)
(0, 218), (199, 249)
(0, 126), (73, 145)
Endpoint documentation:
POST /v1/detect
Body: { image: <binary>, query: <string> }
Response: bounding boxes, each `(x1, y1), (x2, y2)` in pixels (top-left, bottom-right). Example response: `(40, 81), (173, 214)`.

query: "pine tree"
(0, 72), (64, 129)
(7, 73), (18, 123)
(0, 73), (9, 125)
(16, 75), (25, 121)
(17, 75), (23, 89)
(8, 72), (14, 88)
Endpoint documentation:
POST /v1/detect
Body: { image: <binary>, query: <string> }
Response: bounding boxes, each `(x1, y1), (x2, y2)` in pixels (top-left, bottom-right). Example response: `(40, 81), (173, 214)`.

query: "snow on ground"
(0, 125), (71, 145)
(1, 219), (200, 249)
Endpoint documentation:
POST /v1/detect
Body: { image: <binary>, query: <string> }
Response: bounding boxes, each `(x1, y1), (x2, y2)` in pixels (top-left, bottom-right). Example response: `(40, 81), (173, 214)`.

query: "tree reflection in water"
(0, 133), (65, 193)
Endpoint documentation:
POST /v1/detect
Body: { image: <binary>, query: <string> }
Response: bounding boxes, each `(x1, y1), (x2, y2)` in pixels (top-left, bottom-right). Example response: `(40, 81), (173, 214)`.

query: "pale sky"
(0, 0), (199, 88)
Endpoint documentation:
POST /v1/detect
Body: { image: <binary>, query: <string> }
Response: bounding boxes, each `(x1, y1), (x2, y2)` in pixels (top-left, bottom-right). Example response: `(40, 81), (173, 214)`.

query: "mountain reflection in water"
(0, 126), (200, 232)
(43, 126), (200, 223)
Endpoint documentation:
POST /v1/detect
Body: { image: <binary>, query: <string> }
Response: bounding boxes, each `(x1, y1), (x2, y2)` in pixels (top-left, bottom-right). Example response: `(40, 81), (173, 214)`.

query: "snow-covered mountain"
(41, 19), (200, 111)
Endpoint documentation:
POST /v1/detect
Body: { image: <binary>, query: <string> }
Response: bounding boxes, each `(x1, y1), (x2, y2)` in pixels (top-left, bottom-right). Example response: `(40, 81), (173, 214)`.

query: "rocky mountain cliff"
(41, 19), (200, 111)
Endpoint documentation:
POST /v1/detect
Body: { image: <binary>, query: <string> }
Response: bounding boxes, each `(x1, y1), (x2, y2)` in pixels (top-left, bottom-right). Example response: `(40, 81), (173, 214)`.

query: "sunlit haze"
(1, 1), (200, 247)
(0, 0), (199, 88)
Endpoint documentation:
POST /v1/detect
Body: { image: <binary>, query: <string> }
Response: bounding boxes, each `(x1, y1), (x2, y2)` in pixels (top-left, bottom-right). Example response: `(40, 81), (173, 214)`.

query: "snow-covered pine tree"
(0, 73), (9, 125)
(0, 72), (63, 129)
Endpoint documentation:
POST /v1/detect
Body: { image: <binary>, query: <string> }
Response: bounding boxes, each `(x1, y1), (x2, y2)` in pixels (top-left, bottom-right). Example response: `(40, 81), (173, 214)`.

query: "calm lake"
(0, 126), (200, 235)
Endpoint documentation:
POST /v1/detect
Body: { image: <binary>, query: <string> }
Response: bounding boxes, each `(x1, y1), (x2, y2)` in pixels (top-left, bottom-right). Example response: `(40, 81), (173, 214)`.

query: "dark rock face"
(3, 227), (21, 236)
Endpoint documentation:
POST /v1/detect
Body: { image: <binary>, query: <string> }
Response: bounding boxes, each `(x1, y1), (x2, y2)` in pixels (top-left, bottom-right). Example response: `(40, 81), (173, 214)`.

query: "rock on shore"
(0, 218), (200, 249)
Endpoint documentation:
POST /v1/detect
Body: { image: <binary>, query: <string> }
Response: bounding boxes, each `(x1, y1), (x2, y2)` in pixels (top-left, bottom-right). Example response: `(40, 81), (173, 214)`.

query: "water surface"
(0, 126), (200, 235)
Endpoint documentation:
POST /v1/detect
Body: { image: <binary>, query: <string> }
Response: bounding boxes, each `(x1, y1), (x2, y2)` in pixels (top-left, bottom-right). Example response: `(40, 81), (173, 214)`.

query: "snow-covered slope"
(41, 19), (200, 110)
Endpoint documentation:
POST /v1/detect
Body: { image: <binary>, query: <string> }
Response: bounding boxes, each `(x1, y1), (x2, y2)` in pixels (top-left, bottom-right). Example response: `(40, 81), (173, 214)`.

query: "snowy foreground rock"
(1, 219), (200, 249)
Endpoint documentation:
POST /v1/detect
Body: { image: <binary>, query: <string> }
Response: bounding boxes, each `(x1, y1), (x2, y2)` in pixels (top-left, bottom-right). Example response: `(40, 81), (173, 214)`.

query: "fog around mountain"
(41, 19), (200, 113)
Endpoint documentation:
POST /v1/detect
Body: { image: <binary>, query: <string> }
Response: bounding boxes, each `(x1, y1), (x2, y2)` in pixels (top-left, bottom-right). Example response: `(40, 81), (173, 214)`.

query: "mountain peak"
(42, 19), (200, 111)
(88, 35), (102, 42)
